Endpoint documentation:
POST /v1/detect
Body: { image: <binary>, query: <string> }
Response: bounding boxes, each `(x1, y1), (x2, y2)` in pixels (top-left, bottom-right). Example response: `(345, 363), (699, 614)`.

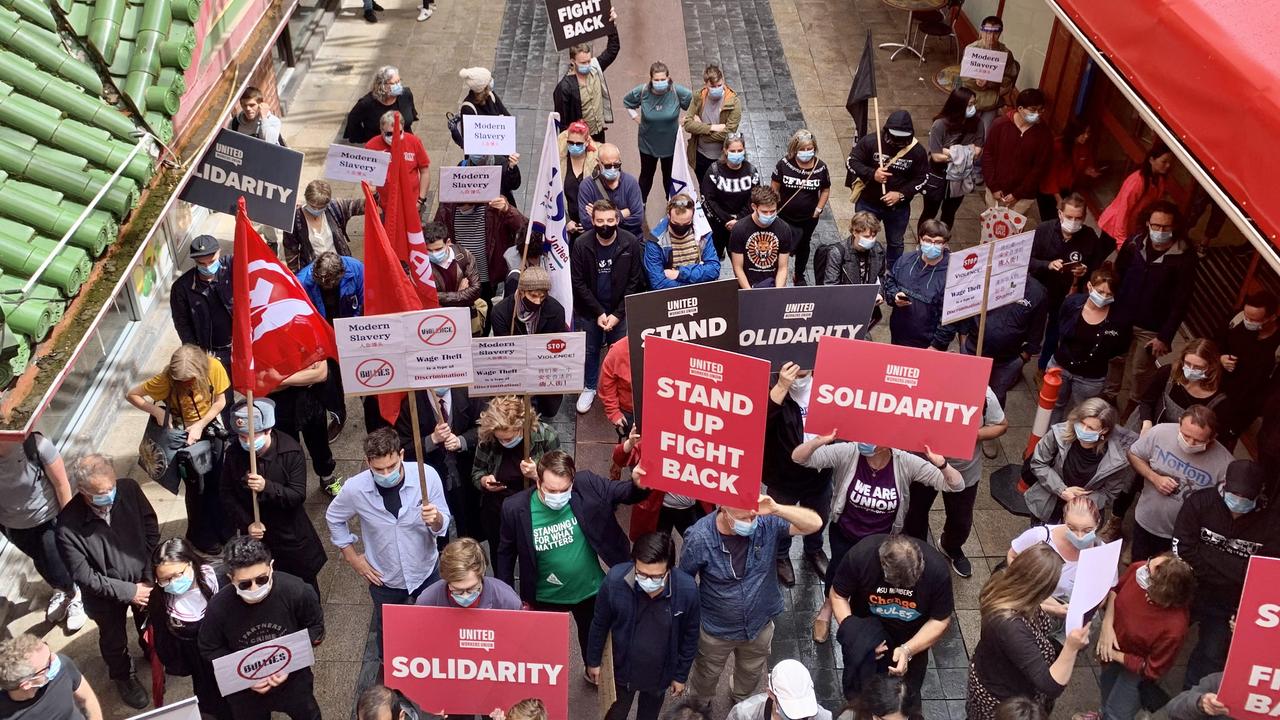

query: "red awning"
(1051, 0), (1280, 249)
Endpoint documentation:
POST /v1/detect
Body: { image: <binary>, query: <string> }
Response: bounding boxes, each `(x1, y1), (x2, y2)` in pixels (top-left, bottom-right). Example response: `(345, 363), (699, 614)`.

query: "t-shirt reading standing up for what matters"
(729, 218), (794, 287)
(530, 494), (605, 604)
(832, 534), (954, 644)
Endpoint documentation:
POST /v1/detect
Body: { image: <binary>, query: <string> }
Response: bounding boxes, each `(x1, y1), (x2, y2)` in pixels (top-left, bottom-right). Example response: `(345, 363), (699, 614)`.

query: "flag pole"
(245, 390), (264, 537)
(522, 395), (533, 486)
(873, 96), (886, 196)
(407, 390), (431, 498)
(510, 236), (533, 335)
(598, 633), (617, 713)
(975, 240), (997, 356)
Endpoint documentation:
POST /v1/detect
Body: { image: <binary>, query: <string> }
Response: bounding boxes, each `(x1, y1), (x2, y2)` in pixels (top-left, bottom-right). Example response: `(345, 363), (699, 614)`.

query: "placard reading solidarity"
(1218, 556), (1280, 719)
(544, 0), (614, 51)
(180, 128), (304, 230)
(941, 231), (1034, 325)
(641, 337), (769, 508)
(807, 337), (993, 457)
(470, 333), (586, 396)
(334, 308), (474, 394)
(960, 45), (1008, 83)
(385, 605), (570, 717)
(439, 165), (503, 203)
(212, 629), (315, 696)
(323, 143), (390, 185)
(462, 115), (517, 156)
(737, 284), (880, 370)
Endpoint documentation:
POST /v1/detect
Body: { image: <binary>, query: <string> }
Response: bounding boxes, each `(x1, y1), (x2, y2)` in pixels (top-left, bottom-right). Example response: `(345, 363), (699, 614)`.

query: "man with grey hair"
(366, 110), (431, 212)
(0, 634), (103, 719)
(578, 143), (646, 236)
(54, 455), (158, 709)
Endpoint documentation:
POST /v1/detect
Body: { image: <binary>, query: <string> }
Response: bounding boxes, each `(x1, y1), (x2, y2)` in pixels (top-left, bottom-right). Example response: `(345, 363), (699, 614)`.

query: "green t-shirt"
(530, 494), (605, 604)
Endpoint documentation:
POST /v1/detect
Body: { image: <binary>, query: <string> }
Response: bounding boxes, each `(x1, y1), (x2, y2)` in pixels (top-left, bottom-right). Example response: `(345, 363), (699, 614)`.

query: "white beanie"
(459, 67), (493, 93)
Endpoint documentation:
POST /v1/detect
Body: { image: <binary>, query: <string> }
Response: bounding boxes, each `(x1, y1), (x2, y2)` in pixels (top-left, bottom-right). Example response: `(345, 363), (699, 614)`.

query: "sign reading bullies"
(737, 284), (880, 370)
(641, 337), (769, 508)
(807, 337), (993, 458)
(470, 333), (586, 396)
(626, 279), (740, 419)
(127, 697), (201, 720)
(180, 128), (304, 231)
(385, 605), (570, 717)
(1219, 556), (1280, 719)
(462, 115), (517, 157)
(439, 165), (503, 203)
(544, 0), (614, 51)
(333, 308), (474, 394)
(212, 629), (315, 696)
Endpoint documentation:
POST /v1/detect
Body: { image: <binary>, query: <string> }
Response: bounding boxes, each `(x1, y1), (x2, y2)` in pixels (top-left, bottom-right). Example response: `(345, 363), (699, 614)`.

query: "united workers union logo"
(745, 231), (778, 269)
(884, 363), (920, 389)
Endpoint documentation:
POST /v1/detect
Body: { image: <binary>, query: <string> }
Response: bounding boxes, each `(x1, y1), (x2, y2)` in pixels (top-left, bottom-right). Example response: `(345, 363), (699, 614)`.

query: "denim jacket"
(678, 511), (789, 640)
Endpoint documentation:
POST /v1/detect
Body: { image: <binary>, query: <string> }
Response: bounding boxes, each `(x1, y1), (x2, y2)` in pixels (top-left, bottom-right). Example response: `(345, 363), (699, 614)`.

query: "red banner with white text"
(1219, 556), (1280, 719)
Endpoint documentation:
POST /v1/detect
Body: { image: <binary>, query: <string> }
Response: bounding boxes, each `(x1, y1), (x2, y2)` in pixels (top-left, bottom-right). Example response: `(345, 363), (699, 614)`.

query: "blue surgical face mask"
(732, 517), (757, 536)
(727, 151), (746, 165)
(372, 466), (402, 488)
(636, 574), (665, 593)
(451, 589), (481, 607)
(965, 105), (977, 118)
(542, 489), (571, 510)
(577, 63), (592, 75)
(1023, 111), (1040, 124)
(1088, 290), (1113, 308)
(796, 149), (816, 163)
(197, 259), (220, 276)
(428, 248), (450, 265)
(1224, 491), (1256, 514)
(1067, 530), (1097, 549)
(499, 435), (522, 449)
(389, 82), (404, 97)
(920, 242), (944, 261)
(1182, 365), (1207, 382)
(239, 434), (267, 452)
(467, 155), (487, 166)
(1135, 564), (1152, 590)
(601, 167), (621, 181)
(1074, 423), (1102, 443)
(90, 487), (116, 507)
(708, 85), (725, 99)
(651, 79), (670, 92)
(756, 211), (776, 227)
(1150, 229), (1174, 245)
(856, 235), (877, 251)
(567, 142), (586, 157)
(165, 569), (194, 596)
(303, 205), (325, 217)
(857, 442), (878, 456)
(31, 654), (61, 688)
(433, 386), (449, 397)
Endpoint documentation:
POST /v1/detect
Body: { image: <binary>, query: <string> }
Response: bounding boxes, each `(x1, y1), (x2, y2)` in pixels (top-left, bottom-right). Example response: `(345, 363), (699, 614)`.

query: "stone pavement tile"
(315, 602), (376, 661)
(925, 504), (986, 559)
(954, 608), (982, 657)
(922, 699), (950, 720)
(313, 658), (363, 716)
(973, 503), (1032, 559)
(938, 667), (968, 699)
(930, 635), (969, 671)
(921, 667), (943, 699)
(319, 558), (373, 606)
(946, 698), (969, 720)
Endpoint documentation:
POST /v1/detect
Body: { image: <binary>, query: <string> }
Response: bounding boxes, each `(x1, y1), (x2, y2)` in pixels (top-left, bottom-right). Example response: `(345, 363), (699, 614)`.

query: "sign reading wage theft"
(941, 230), (1034, 325)
(181, 128), (304, 231)
(333, 308), (474, 395)
(1218, 556), (1280, 719)
(642, 337), (769, 509)
(807, 336), (994, 458)
(385, 605), (570, 718)
(626, 279), (740, 420)
(737, 284), (880, 371)
(439, 165), (503, 203)
(544, 0), (614, 51)
(462, 115), (518, 157)
(959, 45), (1008, 83)
(323, 143), (390, 185)
(470, 332), (586, 396)
(212, 629), (315, 696)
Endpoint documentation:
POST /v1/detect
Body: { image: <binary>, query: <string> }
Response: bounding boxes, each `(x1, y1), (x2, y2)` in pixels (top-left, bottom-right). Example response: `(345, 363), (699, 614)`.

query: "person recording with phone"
(882, 220), (951, 349)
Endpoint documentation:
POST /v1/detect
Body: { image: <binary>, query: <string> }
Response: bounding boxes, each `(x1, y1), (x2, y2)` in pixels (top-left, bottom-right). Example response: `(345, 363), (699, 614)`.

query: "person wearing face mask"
(820, 212), (887, 324)
(198, 537), (324, 720)
(882, 219), (951, 348)
(1098, 141), (1176, 250)
(764, 362), (834, 587)
(1007, 497), (1109, 631)
(679, 495), (822, 703)
(960, 17), (1019, 138)
(792, 430), (962, 644)
(1173, 459), (1280, 688)
(170, 235), (234, 388)
(579, 144), (646, 236)
(326, 428), (449, 661)
(490, 266), (569, 343)
(552, 10), (621, 139)
(1044, 270), (1130, 425)
(1128, 405), (1234, 561)
(297, 251), (365, 322)
(981, 89), (1053, 215)
(283, 179), (364, 273)
(1216, 289), (1280, 447)
(586, 532), (701, 720)
(557, 121), (600, 240)
(846, 110), (928, 268)
(684, 63), (742, 181)
(0, 634), (103, 720)
(771, 129), (832, 285)
(471, 396), (560, 554)
(397, 385), (484, 542)
(220, 399), (327, 601)
(418, 538), (521, 611)
(146, 537), (231, 720)
(624, 61), (693, 203)
(344, 65), (417, 144)
(1029, 194), (1111, 371)
(459, 152), (522, 208)
(365, 110), (431, 217)
(1024, 398), (1138, 525)
(922, 88), (983, 230)
(1037, 118), (1102, 224)
(1091, 552), (1195, 720)
(702, 134), (761, 259)
(726, 659), (834, 720)
(420, 223), (481, 312)
(1133, 338), (1229, 435)
(1106, 201), (1199, 408)
(497, 451), (649, 663)
(643, 194), (720, 289)
(434, 195), (528, 302)
(230, 86), (284, 146)
(730, 186), (793, 289)
(55, 454), (158, 710)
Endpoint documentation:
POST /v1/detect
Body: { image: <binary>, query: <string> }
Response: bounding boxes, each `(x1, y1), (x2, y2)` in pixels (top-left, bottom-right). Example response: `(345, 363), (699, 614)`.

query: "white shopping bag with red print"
(980, 206), (1028, 244)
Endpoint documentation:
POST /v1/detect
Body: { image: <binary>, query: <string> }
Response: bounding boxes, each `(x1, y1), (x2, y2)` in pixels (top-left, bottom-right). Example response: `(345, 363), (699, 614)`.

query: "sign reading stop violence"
(941, 231), (1034, 325)
(807, 336), (993, 458)
(385, 605), (570, 717)
(641, 337), (769, 509)
(470, 333), (586, 396)
(544, 0), (614, 51)
(1218, 556), (1280, 719)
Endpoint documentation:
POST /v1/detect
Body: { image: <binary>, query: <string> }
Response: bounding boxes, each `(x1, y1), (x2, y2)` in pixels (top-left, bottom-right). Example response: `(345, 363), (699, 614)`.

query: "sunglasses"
(601, 162), (622, 170)
(669, 199), (693, 209)
(235, 574), (271, 591)
(567, 141), (586, 148)
(725, 132), (745, 141)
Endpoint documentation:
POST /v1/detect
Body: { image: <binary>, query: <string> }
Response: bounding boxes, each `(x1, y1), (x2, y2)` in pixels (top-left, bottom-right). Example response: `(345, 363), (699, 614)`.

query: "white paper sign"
(1066, 539), (1123, 632)
(213, 629), (316, 696)
(463, 115), (517, 156)
(470, 333), (586, 396)
(941, 230), (1034, 325)
(128, 697), (201, 720)
(960, 46), (1008, 83)
(336, 310), (475, 394)
(323, 144), (390, 185)
(471, 336), (528, 396)
(439, 165), (503, 203)
(404, 307), (475, 388)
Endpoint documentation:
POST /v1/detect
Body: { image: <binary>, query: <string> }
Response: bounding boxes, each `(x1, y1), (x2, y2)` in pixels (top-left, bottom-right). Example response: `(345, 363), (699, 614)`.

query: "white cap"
(459, 67), (493, 93)
(887, 128), (914, 137)
(770, 659), (818, 718)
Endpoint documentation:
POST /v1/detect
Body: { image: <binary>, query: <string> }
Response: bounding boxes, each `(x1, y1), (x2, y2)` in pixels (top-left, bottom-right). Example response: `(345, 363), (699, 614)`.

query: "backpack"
(445, 100), (480, 149)
(22, 432), (43, 482)
(813, 242), (847, 285)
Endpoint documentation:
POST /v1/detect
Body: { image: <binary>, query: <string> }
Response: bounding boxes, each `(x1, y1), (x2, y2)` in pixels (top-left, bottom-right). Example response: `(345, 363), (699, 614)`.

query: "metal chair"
(914, 0), (965, 63)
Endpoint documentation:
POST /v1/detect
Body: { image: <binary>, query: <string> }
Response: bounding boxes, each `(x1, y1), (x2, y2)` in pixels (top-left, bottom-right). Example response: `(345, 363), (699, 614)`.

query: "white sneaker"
(45, 590), (69, 623)
(417, 6), (432, 20)
(575, 389), (597, 414)
(64, 588), (86, 632)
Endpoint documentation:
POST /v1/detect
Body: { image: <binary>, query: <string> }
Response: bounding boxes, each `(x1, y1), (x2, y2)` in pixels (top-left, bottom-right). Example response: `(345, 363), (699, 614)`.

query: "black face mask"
(594, 224), (617, 240)
(669, 221), (694, 237)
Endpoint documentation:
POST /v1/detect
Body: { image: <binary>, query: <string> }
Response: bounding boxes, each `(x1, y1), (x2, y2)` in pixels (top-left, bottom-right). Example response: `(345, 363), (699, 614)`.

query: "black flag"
(845, 30), (877, 140)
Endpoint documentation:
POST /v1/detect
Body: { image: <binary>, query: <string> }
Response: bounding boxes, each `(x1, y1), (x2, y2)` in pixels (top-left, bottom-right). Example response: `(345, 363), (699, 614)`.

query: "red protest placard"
(1218, 556), (1280, 718)
(384, 605), (570, 718)
(640, 336), (770, 509)
(807, 337), (993, 458)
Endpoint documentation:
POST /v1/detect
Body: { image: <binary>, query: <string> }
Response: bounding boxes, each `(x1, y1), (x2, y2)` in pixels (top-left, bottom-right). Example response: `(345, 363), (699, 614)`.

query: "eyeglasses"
(21, 653), (54, 683)
(156, 562), (191, 587)
(601, 162), (622, 170)
(635, 570), (667, 582)
(567, 141), (586, 148)
(235, 574), (271, 591)
(448, 580), (484, 595)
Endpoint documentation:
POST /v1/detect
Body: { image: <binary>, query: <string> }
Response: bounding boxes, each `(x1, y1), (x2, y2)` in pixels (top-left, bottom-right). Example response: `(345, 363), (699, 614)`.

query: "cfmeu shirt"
(831, 533), (953, 644)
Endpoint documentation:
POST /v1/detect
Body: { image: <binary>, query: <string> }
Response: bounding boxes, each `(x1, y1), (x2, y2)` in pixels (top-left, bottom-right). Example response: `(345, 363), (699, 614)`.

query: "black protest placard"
(737, 284), (880, 371)
(544, 0), (614, 51)
(180, 128), (304, 231)
(625, 279), (740, 420)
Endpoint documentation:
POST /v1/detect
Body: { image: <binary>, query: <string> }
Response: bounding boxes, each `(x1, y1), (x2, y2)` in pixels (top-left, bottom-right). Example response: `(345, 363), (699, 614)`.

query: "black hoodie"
(846, 109), (929, 212)
(1172, 487), (1280, 610)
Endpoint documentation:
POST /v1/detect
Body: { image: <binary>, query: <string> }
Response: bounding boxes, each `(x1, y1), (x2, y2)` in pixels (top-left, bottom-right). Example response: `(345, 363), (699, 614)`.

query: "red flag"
(231, 197), (337, 397)
(384, 115), (441, 308)
(362, 180), (423, 424)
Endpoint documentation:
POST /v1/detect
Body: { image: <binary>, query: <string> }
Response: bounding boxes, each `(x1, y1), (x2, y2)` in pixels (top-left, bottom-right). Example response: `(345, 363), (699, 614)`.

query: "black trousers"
(902, 481), (979, 558)
(657, 503), (706, 537)
(639, 152), (674, 203)
(784, 215), (820, 285)
(837, 613), (928, 713)
(607, 681), (666, 720)
(534, 595), (597, 659)
(2, 520), (74, 591)
(767, 481), (833, 558)
(82, 595), (147, 679)
(272, 389), (336, 478)
(694, 152), (716, 182)
(185, 445), (232, 553)
(920, 192), (965, 231)
(1130, 522), (1172, 562)
(227, 669), (321, 720)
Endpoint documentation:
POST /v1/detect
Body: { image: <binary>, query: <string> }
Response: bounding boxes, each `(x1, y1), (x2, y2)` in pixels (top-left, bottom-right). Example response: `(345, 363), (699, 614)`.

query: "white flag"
(668, 127), (713, 239)
(526, 112), (573, 325)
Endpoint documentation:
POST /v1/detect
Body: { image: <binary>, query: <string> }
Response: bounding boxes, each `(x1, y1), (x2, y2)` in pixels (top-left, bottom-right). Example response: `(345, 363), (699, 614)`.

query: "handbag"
(137, 406), (187, 495)
(850, 138), (918, 204)
(915, 171), (946, 199)
(445, 100), (479, 149)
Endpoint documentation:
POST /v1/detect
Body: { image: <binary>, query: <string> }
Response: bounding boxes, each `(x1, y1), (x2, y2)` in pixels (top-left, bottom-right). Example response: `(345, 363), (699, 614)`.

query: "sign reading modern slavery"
(959, 45), (1009, 83)
(737, 284), (880, 370)
(334, 308), (475, 394)
(641, 337), (769, 508)
(941, 231), (1035, 325)
(181, 128), (304, 231)
(470, 333), (587, 396)
(323, 143), (390, 185)
(1219, 556), (1280, 719)
(439, 165), (504, 203)
(212, 629), (315, 696)
(543, 0), (614, 51)
(462, 115), (518, 157)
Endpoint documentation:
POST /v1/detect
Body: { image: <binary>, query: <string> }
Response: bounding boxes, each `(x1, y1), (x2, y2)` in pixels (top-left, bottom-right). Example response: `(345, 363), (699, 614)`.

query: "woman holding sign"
(791, 431), (962, 643)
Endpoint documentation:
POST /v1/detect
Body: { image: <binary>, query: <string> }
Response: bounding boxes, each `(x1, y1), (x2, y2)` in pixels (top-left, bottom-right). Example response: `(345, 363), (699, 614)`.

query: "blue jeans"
(1048, 359), (1108, 426)
(577, 314), (627, 389)
(856, 199), (911, 268)
(1099, 662), (1142, 720)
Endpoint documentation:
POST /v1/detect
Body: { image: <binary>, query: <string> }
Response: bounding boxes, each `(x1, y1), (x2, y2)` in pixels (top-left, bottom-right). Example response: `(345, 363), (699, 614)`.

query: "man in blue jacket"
(882, 219), (951, 349)
(297, 251), (365, 321)
(587, 532), (701, 720)
(579, 144), (646, 236)
(643, 194), (721, 290)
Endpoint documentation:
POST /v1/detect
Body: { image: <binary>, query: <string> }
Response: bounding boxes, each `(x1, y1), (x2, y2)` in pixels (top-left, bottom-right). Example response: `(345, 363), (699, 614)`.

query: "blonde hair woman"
(471, 396), (560, 552)
(770, 128), (832, 285)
